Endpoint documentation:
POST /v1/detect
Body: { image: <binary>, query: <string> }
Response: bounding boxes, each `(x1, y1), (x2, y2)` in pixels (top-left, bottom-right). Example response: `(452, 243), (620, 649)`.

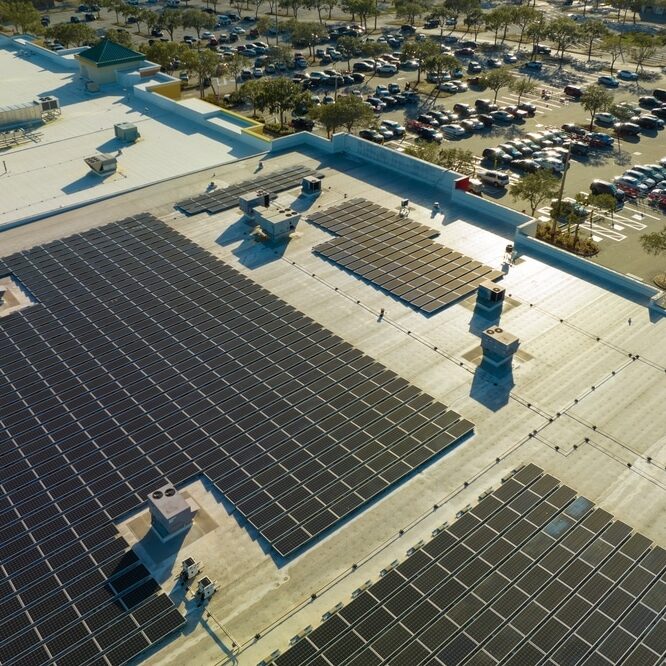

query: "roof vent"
(477, 279), (505, 311)
(84, 153), (116, 175)
(481, 327), (520, 369)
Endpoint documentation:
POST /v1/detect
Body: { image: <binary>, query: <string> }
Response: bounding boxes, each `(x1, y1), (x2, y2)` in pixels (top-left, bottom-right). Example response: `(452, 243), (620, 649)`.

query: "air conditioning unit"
(197, 576), (217, 601)
(239, 190), (271, 217)
(36, 96), (60, 112)
(147, 483), (197, 540)
(114, 122), (139, 142)
(477, 279), (505, 304)
(180, 557), (202, 581)
(481, 327), (520, 368)
(301, 175), (321, 196)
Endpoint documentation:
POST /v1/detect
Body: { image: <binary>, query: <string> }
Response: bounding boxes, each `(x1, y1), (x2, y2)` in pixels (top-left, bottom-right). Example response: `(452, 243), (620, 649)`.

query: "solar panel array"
(271, 464), (666, 666)
(0, 214), (474, 665)
(175, 165), (314, 215)
(309, 199), (503, 314)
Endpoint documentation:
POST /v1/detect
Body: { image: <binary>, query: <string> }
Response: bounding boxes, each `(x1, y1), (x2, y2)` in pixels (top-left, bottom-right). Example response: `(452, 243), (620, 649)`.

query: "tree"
(509, 170), (559, 215)
(0, 0), (41, 33)
(241, 78), (267, 116)
(402, 39), (439, 84)
(145, 40), (184, 71)
(586, 193), (617, 230)
(182, 9), (215, 39)
(610, 102), (633, 122)
(581, 84), (614, 128)
(180, 48), (220, 97)
(105, 27), (134, 48)
(628, 32), (657, 73)
(405, 143), (476, 174)
(337, 35), (363, 69)
(481, 67), (513, 103)
(289, 20), (329, 55)
(225, 52), (252, 90)
(280, 0), (305, 18)
(265, 45), (292, 69)
(510, 76), (536, 103)
(258, 77), (307, 128)
(581, 18), (608, 62)
(312, 94), (374, 137)
(547, 17), (581, 67)
(526, 13), (548, 58)
(342, 0), (375, 29)
(463, 8), (483, 40)
(514, 6), (537, 51)
(162, 10), (183, 41)
(640, 225), (666, 286)
(45, 23), (96, 47)
(394, 0), (430, 25)
(601, 33), (624, 74)
(424, 52), (459, 82)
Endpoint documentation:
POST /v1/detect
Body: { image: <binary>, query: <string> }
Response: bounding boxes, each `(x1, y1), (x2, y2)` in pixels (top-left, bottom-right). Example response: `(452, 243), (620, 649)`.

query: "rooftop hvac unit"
(147, 483), (196, 540)
(481, 327), (520, 368)
(239, 190), (271, 217)
(114, 122), (139, 142)
(180, 557), (202, 582)
(196, 576), (217, 601)
(84, 153), (117, 175)
(36, 96), (60, 112)
(0, 287), (6, 305)
(301, 175), (321, 196)
(477, 279), (505, 310)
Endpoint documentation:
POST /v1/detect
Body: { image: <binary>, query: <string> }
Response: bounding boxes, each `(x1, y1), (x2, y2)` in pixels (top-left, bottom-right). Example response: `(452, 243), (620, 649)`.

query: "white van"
(479, 170), (510, 188)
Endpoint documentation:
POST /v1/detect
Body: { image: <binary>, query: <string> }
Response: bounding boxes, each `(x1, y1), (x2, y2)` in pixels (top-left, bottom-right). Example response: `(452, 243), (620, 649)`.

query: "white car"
(537, 158), (566, 173)
(595, 112), (616, 125)
(381, 119), (405, 136)
(377, 64), (398, 75)
(442, 124), (466, 137)
(504, 52), (517, 63)
(377, 127), (394, 140)
(453, 82), (468, 92)
(231, 26), (245, 34)
(614, 176), (649, 193)
(201, 31), (214, 39)
(438, 82), (458, 93)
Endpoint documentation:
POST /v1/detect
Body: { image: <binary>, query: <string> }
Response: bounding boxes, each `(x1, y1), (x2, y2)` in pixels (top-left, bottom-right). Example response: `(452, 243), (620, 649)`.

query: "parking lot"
(32, 0), (666, 282)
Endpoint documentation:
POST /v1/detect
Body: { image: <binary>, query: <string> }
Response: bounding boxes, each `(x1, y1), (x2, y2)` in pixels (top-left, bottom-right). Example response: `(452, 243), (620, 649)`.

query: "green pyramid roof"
(78, 39), (144, 67)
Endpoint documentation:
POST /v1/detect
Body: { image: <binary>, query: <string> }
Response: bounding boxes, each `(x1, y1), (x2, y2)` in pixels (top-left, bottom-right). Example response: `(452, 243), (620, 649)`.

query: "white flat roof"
(0, 47), (260, 228)
(4, 147), (664, 665)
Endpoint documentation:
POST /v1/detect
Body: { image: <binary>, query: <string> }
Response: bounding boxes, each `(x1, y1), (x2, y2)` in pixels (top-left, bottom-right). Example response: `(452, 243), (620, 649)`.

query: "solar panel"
(308, 199), (502, 314)
(270, 464), (666, 666)
(175, 166), (315, 215)
(0, 213), (473, 665)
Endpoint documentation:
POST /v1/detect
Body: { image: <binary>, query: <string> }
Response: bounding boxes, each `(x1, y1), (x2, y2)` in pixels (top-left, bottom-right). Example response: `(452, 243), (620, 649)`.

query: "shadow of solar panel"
(174, 166), (314, 215)
(309, 199), (501, 314)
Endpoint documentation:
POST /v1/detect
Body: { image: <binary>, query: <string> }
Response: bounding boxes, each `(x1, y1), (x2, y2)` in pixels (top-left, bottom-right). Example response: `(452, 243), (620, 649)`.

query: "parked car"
(442, 124), (466, 138)
(595, 112), (616, 125)
(381, 119), (405, 137)
(291, 117), (314, 131)
(498, 144), (522, 159)
(460, 118), (484, 131)
(352, 61), (374, 72)
(486, 58), (502, 68)
(614, 122), (641, 136)
(438, 82), (458, 93)
(597, 75), (619, 88)
(475, 99), (497, 113)
(503, 52), (517, 64)
(563, 85), (584, 99)
(632, 115), (664, 130)
(517, 102), (537, 115)
(590, 179), (625, 202)
(653, 89), (666, 102)
(617, 70), (638, 81)
(614, 176), (649, 194)
(523, 60), (543, 71)
(418, 126), (443, 142)
(479, 170), (510, 187)
(512, 159), (541, 173)
(491, 110), (514, 123)
(359, 129), (384, 143)
(639, 96), (660, 109)
(482, 147), (511, 163)
(477, 113), (494, 127)
(467, 61), (482, 73)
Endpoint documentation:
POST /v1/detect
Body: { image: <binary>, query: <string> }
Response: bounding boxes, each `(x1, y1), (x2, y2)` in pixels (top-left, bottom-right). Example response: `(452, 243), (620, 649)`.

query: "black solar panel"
(308, 199), (503, 314)
(270, 464), (666, 666)
(175, 166), (315, 215)
(0, 213), (473, 665)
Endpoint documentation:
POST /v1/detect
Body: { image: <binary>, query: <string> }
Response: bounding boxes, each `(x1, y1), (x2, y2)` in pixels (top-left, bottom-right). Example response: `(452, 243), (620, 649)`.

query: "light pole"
(551, 140), (573, 239)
